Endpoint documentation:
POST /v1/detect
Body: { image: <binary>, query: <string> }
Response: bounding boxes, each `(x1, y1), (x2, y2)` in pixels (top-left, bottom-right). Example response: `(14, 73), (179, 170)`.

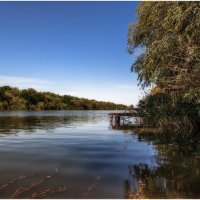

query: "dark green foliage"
(0, 86), (127, 111)
(140, 92), (200, 132)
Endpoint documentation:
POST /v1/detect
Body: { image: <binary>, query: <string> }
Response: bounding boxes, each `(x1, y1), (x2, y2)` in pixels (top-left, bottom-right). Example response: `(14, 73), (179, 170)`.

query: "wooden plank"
(108, 112), (133, 116)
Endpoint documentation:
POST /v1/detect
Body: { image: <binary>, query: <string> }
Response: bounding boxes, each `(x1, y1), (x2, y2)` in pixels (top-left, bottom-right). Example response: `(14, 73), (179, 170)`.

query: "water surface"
(0, 111), (199, 198)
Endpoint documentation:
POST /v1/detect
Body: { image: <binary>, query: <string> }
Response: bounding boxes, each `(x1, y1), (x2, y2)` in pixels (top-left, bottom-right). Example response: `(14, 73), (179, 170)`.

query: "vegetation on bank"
(128, 2), (200, 133)
(0, 86), (127, 111)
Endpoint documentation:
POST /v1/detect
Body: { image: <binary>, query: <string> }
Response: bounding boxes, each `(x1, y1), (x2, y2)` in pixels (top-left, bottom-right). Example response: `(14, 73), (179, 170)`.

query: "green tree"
(0, 86), (128, 111)
(128, 2), (200, 96)
(128, 2), (200, 132)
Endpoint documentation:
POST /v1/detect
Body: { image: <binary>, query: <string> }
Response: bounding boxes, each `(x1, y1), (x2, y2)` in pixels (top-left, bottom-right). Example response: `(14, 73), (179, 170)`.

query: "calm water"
(0, 111), (199, 198)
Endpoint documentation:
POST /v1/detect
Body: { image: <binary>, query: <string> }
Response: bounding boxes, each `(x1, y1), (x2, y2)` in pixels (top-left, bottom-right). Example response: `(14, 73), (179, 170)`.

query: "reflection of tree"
(125, 157), (200, 198)
(123, 134), (200, 199)
(0, 114), (106, 135)
(124, 164), (147, 199)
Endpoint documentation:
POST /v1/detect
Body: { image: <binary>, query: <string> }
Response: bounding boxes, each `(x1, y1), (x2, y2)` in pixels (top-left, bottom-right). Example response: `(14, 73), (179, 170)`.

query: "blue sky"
(0, 1), (143, 105)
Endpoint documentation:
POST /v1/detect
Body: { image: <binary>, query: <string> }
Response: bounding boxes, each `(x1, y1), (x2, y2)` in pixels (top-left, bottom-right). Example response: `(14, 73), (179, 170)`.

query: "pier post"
(115, 115), (120, 125)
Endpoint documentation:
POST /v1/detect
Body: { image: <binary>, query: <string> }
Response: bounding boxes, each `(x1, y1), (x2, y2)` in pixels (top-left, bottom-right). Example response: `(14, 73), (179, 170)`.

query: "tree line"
(0, 86), (127, 111)
(128, 2), (200, 133)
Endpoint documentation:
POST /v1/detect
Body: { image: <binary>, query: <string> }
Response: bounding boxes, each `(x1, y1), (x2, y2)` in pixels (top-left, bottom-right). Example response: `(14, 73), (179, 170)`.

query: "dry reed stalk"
(0, 172), (38, 192)
(128, 180), (146, 199)
(11, 170), (58, 198)
(83, 176), (101, 197)
(27, 184), (66, 198)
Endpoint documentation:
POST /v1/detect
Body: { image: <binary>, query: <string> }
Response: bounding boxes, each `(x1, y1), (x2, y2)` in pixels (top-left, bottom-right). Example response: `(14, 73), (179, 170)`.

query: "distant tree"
(0, 86), (128, 111)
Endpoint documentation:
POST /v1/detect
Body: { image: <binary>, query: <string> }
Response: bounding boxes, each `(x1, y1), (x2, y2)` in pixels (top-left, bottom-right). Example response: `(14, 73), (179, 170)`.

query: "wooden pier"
(109, 110), (143, 129)
(109, 112), (133, 123)
(109, 110), (152, 130)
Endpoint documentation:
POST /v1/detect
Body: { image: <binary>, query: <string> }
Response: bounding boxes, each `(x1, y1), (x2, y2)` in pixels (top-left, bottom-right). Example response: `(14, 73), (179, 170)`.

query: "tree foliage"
(0, 86), (127, 111)
(128, 2), (200, 95)
(128, 2), (200, 132)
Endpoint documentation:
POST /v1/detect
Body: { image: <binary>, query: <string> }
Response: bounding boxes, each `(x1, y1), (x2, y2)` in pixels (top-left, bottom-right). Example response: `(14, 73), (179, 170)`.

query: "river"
(0, 111), (199, 198)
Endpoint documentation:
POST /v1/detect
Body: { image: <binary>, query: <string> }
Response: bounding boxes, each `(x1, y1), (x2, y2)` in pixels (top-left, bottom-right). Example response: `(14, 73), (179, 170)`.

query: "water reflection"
(0, 111), (155, 198)
(0, 111), (107, 135)
(0, 111), (199, 198)
(120, 128), (200, 198)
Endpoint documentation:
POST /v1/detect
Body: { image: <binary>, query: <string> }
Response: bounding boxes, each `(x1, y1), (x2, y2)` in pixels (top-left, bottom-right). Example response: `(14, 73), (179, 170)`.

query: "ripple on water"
(0, 111), (158, 198)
